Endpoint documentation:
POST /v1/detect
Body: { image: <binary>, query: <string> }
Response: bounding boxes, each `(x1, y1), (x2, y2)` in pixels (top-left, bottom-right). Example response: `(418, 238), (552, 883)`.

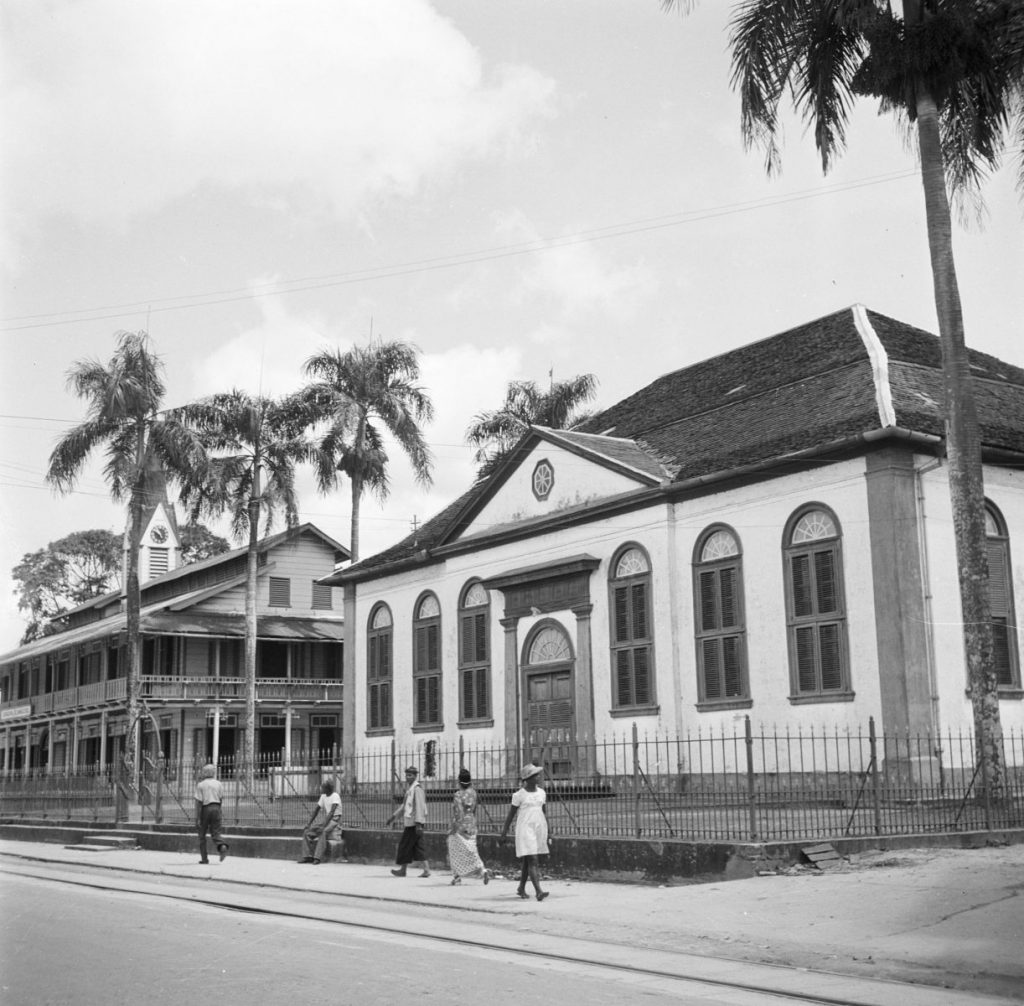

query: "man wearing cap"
(387, 765), (430, 878)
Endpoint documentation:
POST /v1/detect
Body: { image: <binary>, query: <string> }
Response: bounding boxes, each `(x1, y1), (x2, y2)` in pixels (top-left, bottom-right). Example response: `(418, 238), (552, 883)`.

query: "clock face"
(151, 524), (169, 544)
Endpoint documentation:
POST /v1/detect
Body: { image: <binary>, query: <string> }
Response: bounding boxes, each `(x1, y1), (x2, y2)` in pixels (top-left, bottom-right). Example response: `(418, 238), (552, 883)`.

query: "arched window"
(986, 503), (1020, 688)
(413, 593), (442, 727)
(458, 581), (490, 723)
(367, 604), (393, 731)
(694, 526), (749, 705)
(784, 506), (850, 699)
(609, 545), (656, 709)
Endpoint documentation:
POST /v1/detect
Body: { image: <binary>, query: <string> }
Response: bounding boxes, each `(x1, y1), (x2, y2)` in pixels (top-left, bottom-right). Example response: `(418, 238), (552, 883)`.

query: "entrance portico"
(483, 555), (600, 775)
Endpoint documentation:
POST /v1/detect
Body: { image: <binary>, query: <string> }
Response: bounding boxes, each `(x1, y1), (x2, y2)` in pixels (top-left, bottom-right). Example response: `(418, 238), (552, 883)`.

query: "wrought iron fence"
(2, 718), (1022, 842)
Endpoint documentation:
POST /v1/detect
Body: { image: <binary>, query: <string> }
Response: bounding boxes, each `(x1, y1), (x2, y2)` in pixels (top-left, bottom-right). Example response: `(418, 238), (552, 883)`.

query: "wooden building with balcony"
(0, 521), (348, 775)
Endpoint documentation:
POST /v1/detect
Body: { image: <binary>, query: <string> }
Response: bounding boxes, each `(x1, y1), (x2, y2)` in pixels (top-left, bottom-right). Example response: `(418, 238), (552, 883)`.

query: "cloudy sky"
(1, 0), (1021, 651)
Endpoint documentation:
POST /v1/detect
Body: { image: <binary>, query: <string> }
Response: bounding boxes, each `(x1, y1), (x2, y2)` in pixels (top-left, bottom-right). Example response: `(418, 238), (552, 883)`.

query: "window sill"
(364, 727), (394, 737)
(696, 698), (753, 712)
(964, 688), (1024, 700)
(609, 704), (660, 718)
(456, 719), (495, 729)
(788, 692), (855, 705)
(412, 723), (444, 733)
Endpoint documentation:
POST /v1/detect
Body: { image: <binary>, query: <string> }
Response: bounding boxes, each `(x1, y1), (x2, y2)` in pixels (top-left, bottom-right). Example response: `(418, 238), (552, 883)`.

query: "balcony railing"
(0, 675), (342, 719)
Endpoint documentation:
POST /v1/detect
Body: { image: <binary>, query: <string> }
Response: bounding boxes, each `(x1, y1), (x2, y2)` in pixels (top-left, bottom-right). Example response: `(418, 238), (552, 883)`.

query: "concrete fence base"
(2, 820), (1020, 884)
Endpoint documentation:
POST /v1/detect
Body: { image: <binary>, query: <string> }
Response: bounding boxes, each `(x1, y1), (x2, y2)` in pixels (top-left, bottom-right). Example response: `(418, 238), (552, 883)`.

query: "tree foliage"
(178, 522), (231, 564)
(45, 330), (206, 770)
(12, 529), (122, 643)
(175, 389), (309, 776)
(302, 338), (434, 561)
(465, 374), (598, 478)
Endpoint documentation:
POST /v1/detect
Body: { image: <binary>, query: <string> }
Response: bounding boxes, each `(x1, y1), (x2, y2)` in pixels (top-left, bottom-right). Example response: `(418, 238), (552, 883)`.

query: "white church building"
(324, 306), (1024, 777)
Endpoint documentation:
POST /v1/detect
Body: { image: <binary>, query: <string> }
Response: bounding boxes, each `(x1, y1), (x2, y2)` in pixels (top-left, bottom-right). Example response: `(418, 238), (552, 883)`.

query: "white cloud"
(493, 210), (657, 323)
(190, 285), (332, 398)
(3, 0), (556, 232)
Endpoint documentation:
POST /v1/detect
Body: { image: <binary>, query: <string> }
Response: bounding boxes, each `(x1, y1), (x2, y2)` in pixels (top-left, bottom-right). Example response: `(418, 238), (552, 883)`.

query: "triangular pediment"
(451, 427), (667, 542)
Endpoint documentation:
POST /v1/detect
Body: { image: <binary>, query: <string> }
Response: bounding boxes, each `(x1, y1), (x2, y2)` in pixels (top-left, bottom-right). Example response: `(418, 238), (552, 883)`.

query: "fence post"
(869, 717), (882, 835)
(745, 716), (757, 841)
(632, 722), (641, 838)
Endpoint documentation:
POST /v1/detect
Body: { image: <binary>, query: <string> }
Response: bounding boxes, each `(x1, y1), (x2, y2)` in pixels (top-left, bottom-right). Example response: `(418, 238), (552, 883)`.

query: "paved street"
(7, 871), (752, 1006)
(2, 838), (1023, 1004)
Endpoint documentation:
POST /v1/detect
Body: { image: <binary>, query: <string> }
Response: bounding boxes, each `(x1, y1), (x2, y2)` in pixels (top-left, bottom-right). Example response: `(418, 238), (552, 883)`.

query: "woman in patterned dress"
(447, 768), (491, 885)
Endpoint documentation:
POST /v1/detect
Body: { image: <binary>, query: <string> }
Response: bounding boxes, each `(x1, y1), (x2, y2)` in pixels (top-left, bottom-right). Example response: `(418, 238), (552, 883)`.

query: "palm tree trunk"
(349, 415), (366, 563)
(244, 477), (260, 788)
(124, 432), (147, 782)
(350, 472), (362, 563)
(916, 87), (1003, 794)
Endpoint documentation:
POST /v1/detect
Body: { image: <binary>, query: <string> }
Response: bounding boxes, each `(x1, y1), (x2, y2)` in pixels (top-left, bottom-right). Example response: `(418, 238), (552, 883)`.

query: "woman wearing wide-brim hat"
(500, 763), (551, 901)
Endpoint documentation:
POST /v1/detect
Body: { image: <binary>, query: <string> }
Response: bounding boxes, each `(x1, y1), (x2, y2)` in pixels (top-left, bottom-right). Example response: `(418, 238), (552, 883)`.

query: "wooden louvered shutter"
(702, 639), (722, 699)
(613, 586), (630, 642)
(474, 667), (487, 718)
(988, 540), (1014, 685)
(632, 582), (648, 639)
(790, 554), (813, 617)
(700, 570), (718, 632)
(415, 676), (428, 724)
(427, 624), (439, 672)
(814, 550), (837, 614)
(720, 567), (737, 628)
(415, 625), (428, 673)
(460, 613), (474, 665)
(723, 636), (742, 697)
(818, 624), (842, 690)
(472, 612), (487, 661)
(616, 650), (633, 706)
(633, 647), (651, 705)
(795, 626), (817, 692)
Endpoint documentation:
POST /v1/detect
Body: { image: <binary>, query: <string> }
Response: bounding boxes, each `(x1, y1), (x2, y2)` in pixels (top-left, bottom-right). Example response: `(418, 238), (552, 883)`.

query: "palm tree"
(665, 0), (1024, 789)
(46, 331), (204, 771)
(465, 373), (598, 478)
(176, 390), (307, 776)
(303, 339), (435, 562)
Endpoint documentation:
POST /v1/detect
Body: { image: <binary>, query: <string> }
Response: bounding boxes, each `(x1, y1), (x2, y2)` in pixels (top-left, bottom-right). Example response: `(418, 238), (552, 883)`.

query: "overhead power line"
(0, 170), (916, 333)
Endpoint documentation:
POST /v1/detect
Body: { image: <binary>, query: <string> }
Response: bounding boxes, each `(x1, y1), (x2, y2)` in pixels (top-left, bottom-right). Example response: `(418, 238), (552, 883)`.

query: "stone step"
(64, 835), (138, 852)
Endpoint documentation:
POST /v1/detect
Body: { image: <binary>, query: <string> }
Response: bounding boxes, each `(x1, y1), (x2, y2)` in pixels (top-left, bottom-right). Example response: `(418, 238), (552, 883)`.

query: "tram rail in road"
(1, 854), (1009, 1006)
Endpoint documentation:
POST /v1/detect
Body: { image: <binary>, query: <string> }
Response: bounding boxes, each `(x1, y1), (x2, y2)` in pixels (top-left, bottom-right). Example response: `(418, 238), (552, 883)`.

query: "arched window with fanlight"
(413, 592), (442, 728)
(367, 603), (393, 731)
(784, 506), (850, 700)
(986, 503), (1020, 689)
(458, 581), (491, 723)
(694, 526), (749, 706)
(609, 544), (656, 710)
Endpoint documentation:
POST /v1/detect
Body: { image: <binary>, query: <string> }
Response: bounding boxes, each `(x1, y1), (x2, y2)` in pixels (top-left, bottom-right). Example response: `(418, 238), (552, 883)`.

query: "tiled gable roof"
(539, 428), (671, 481)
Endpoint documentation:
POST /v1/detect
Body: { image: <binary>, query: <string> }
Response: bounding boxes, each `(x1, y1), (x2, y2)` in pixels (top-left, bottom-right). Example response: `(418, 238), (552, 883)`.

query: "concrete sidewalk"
(2, 838), (1022, 1001)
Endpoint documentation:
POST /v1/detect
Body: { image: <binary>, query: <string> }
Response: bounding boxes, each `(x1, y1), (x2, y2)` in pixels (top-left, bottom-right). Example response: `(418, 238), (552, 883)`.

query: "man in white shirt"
(299, 779), (342, 864)
(194, 763), (228, 864)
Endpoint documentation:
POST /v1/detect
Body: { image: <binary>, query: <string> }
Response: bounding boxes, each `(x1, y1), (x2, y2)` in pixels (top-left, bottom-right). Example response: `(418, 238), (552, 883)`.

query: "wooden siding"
(189, 532), (341, 618)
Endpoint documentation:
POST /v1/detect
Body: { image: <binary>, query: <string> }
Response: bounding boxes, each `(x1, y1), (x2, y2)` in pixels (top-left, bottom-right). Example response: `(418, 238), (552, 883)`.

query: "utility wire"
(0, 170), (916, 333)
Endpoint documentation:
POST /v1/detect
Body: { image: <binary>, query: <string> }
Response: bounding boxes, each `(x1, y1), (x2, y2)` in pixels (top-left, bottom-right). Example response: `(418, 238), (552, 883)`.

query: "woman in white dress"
(500, 763), (551, 901)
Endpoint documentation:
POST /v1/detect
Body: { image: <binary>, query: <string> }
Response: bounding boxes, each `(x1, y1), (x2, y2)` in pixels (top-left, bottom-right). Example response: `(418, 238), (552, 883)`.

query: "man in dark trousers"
(387, 765), (430, 877)
(194, 763), (229, 864)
